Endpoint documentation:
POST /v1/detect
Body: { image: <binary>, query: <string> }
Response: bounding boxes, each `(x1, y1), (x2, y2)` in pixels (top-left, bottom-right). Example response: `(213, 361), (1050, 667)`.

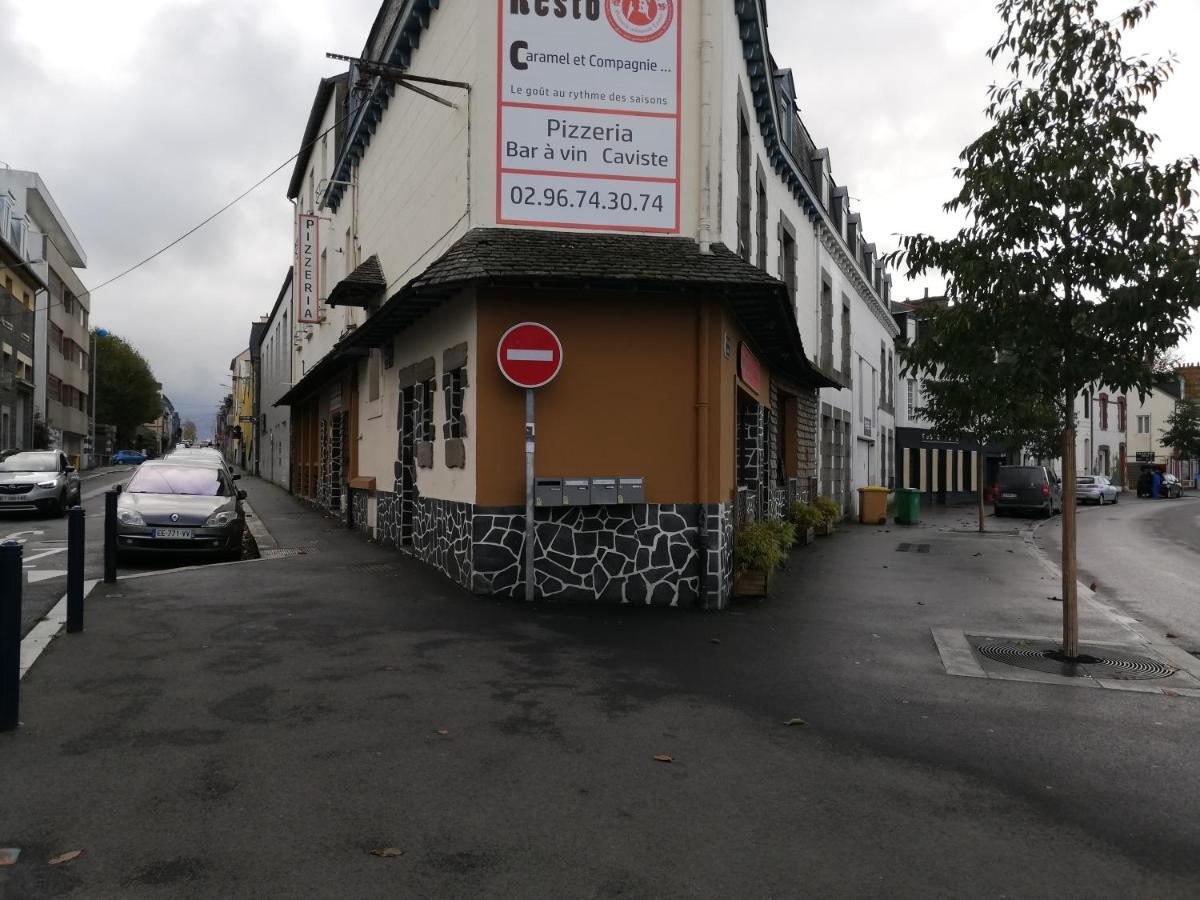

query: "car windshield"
(127, 466), (229, 497)
(1078, 477), (1095, 485)
(0, 452), (59, 473)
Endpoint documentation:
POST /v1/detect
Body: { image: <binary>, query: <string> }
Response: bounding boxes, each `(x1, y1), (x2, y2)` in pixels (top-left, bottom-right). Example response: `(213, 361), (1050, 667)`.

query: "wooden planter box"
(796, 527), (815, 546)
(734, 568), (771, 599)
(815, 521), (836, 537)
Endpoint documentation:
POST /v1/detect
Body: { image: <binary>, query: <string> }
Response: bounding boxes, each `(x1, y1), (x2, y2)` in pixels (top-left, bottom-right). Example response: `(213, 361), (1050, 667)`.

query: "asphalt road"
(1039, 491), (1200, 649)
(3, 466), (253, 637)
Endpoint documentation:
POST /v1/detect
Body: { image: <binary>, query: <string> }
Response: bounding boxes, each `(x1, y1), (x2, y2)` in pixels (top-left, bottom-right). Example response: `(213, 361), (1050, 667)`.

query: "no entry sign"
(497, 322), (563, 389)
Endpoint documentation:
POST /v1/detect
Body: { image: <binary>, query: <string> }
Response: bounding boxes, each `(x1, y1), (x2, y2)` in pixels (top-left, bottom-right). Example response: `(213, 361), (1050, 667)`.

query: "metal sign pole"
(525, 388), (535, 603)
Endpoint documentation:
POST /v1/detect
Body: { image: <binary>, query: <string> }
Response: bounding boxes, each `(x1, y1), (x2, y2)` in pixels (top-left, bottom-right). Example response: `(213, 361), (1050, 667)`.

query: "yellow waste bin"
(858, 487), (890, 525)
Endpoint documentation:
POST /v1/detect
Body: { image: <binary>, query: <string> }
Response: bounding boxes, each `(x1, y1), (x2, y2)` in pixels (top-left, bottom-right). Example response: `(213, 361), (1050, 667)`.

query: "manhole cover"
(896, 543), (931, 553)
(970, 637), (1176, 680)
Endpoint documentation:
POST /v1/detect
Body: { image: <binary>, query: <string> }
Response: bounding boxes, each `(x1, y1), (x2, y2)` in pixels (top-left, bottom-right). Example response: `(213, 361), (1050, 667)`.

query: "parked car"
(112, 449), (147, 466)
(1161, 473), (1183, 499)
(115, 460), (246, 561)
(0, 450), (82, 516)
(1076, 475), (1120, 505)
(165, 448), (238, 480)
(994, 465), (1062, 517)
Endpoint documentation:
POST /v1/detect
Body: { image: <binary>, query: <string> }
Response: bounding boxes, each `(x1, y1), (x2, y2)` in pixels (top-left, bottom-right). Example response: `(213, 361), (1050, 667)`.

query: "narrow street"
(1038, 493), (1200, 649)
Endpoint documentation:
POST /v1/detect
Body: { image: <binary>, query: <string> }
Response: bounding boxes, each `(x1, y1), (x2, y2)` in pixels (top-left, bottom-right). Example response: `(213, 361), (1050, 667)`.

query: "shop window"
(442, 343), (468, 469)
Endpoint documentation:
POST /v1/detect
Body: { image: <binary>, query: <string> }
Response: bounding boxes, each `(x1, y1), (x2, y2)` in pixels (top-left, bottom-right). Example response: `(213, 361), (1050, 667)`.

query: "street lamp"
(90, 328), (109, 468)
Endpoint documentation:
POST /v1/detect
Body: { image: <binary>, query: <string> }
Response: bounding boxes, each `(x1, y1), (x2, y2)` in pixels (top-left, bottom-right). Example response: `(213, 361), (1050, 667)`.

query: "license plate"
(153, 528), (194, 540)
(0, 495), (29, 502)
(1000, 493), (1017, 499)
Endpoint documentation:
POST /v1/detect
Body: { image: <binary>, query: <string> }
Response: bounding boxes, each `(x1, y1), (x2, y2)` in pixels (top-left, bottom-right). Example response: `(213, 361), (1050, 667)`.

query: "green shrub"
(788, 502), (824, 529)
(763, 516), (797, 550)
(734, 522), (788, 575)
(812, 496), (842, 525)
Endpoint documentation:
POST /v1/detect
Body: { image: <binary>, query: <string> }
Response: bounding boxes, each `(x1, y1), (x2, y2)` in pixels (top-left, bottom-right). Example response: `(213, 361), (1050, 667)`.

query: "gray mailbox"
(563, 478), (591, 505)
(617, 477), (645, 504)
(535, 478), (563, 507)
(590, 477), (619, 505)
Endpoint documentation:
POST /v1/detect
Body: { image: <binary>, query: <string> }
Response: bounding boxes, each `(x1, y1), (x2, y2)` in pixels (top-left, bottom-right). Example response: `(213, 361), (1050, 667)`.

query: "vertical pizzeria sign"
(498, 0), (681, 233)
(297, 213), (321, 324)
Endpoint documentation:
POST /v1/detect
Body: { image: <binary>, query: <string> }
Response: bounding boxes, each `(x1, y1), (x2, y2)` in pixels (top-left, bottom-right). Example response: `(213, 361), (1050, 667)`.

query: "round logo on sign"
(606, 0), (674, 43)
(497, 322), (564, 390)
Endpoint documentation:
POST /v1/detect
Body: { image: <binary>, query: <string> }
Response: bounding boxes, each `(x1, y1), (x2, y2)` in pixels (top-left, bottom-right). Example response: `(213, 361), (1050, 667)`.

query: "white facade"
(1075, 385), (1127, 480)
(280, 0), (898, 516)
(1127, 378), (1184, 469)
(0, 169), (91, 462)
(258, 270), (293, 489)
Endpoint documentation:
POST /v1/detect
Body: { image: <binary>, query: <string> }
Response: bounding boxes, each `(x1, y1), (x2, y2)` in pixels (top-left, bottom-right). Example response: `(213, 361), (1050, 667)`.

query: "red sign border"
(495, 0), (682, 235)
(496, 321), (565, 390)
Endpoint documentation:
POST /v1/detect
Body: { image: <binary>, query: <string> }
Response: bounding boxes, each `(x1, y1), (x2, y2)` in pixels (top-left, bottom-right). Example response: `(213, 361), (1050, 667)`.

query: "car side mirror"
(233, 473), (241, 480)
(114, 484), (123, 494)
(237, 490), (247, 501)
(65, 466), (76, 474)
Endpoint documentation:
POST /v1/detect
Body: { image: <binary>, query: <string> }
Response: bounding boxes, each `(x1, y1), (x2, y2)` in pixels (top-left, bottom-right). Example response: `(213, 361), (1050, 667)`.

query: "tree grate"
(970, 637), (1176, 680)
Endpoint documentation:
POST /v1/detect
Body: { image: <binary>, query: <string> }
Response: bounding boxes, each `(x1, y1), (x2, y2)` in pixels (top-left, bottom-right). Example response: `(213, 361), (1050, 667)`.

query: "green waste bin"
(895, 488), (921, 526)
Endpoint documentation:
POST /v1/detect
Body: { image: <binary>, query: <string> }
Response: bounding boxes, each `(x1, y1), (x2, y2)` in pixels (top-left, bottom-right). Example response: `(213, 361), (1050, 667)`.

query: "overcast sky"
(1, 0), (1197, 439)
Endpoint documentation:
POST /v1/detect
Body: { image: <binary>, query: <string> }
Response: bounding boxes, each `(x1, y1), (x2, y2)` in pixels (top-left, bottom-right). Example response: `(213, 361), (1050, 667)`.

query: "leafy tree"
(893, 0), (1200, 657)
(94, 331), (161, 449)
(1160, 398), (1200, 464)
(181, 420), (198, 443)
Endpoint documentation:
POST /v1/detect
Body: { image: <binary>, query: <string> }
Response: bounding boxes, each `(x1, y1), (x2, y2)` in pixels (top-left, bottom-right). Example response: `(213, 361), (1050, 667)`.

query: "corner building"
(277, 0), (894, 607)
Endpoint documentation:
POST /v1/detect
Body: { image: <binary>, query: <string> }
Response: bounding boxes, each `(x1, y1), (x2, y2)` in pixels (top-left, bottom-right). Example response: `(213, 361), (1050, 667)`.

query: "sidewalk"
(3, 477), (1200, 898)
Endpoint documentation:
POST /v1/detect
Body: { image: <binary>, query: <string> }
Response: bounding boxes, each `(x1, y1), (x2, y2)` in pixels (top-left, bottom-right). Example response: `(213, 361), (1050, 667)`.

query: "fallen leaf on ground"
(708, 638), (721, 645)
(369, 847), (405, 858)
(1089, 581), (1098, 590)
(1048, 596), (1062, 603)
(434, 729), (449, 736)
(653, 754), (673, 763)
(0, 849), (19, 867)
(973, 552), (982, 557)
(783, 718), (808, 727)
(48, 850), (83, 866)
(1166, 633), (1179, 639)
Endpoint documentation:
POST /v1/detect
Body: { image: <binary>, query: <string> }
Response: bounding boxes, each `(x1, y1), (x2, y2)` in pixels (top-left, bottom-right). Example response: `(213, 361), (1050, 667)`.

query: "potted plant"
(733, 520), (790, 598)
(812, 497), (842, 536)
(788, 501), (822, 545)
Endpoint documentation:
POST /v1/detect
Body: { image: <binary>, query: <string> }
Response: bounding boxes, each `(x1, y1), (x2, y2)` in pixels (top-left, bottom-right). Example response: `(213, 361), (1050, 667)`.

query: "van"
(994, 465), (1062, 518)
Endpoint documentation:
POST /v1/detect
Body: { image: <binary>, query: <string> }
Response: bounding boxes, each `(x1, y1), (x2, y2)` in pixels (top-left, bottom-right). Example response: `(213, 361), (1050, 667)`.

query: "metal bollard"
(67, 506), (85, 634)
(0, 540), (22, 732)
(104, 490), (118, 585)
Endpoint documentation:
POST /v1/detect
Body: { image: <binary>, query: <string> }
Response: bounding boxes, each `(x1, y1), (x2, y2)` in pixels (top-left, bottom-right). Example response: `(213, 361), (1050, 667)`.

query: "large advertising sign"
(497, 0), (681, 233)
(296, 213), (321, 324)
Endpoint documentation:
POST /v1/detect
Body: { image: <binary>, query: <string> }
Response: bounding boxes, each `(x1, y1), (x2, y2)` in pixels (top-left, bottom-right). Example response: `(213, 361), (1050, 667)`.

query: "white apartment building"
(256, 269), (293, 489)
(1127, 376), (1188, 480)
(0, 170), (91, 463)
(271, 0), (899, 605)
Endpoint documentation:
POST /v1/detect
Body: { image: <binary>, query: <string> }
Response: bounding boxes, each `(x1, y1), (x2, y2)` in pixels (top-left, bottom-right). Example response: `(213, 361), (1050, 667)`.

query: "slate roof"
(278, 227), (836, 405)
(327, 254), (386, 308)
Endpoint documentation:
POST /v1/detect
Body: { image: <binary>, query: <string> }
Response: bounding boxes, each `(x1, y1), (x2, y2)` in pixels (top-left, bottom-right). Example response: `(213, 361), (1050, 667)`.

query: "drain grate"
(259, 548), (306, 559)
(971, 637), (1176, 680)
(896, 543), (931, 553)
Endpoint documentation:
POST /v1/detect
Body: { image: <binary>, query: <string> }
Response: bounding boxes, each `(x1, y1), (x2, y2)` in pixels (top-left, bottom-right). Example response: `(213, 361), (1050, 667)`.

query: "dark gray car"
(0, 450), (82, 516)
(994, 465), (1062, 518)
(115, 460), (245, 561)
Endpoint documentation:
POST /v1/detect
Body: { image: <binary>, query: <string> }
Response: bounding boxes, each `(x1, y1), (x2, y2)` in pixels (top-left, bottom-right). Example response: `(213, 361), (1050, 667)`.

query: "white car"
(1077, 475), (1120, 505)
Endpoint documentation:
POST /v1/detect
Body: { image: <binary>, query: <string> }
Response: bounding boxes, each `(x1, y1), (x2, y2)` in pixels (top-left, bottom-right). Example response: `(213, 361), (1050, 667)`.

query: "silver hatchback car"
(0, 450), (82, 517)
(1077, 475), (1120, 505)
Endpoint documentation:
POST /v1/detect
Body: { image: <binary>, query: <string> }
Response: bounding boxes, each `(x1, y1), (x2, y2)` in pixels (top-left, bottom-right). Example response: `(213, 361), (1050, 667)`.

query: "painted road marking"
(23, 548), (67, 564)
(28, 569), (68, 584)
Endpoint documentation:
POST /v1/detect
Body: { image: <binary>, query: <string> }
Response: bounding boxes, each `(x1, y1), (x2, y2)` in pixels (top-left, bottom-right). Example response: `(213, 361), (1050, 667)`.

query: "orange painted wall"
(477, 290), (708, 507)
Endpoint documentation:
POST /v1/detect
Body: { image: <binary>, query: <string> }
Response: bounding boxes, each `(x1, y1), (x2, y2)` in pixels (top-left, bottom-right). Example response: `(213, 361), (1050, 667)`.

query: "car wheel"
(47, 492), (65, 518)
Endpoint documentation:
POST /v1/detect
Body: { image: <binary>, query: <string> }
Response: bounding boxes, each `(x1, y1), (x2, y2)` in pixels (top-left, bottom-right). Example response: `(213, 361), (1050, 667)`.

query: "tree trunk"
(978, 465), (985, 533)
(1061, 416), (1079, 659)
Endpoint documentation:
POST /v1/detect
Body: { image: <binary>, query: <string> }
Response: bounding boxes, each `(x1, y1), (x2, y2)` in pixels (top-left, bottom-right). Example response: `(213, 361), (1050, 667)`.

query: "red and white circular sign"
(497, 322), (564, 389)
(606, 0), (674, 43)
